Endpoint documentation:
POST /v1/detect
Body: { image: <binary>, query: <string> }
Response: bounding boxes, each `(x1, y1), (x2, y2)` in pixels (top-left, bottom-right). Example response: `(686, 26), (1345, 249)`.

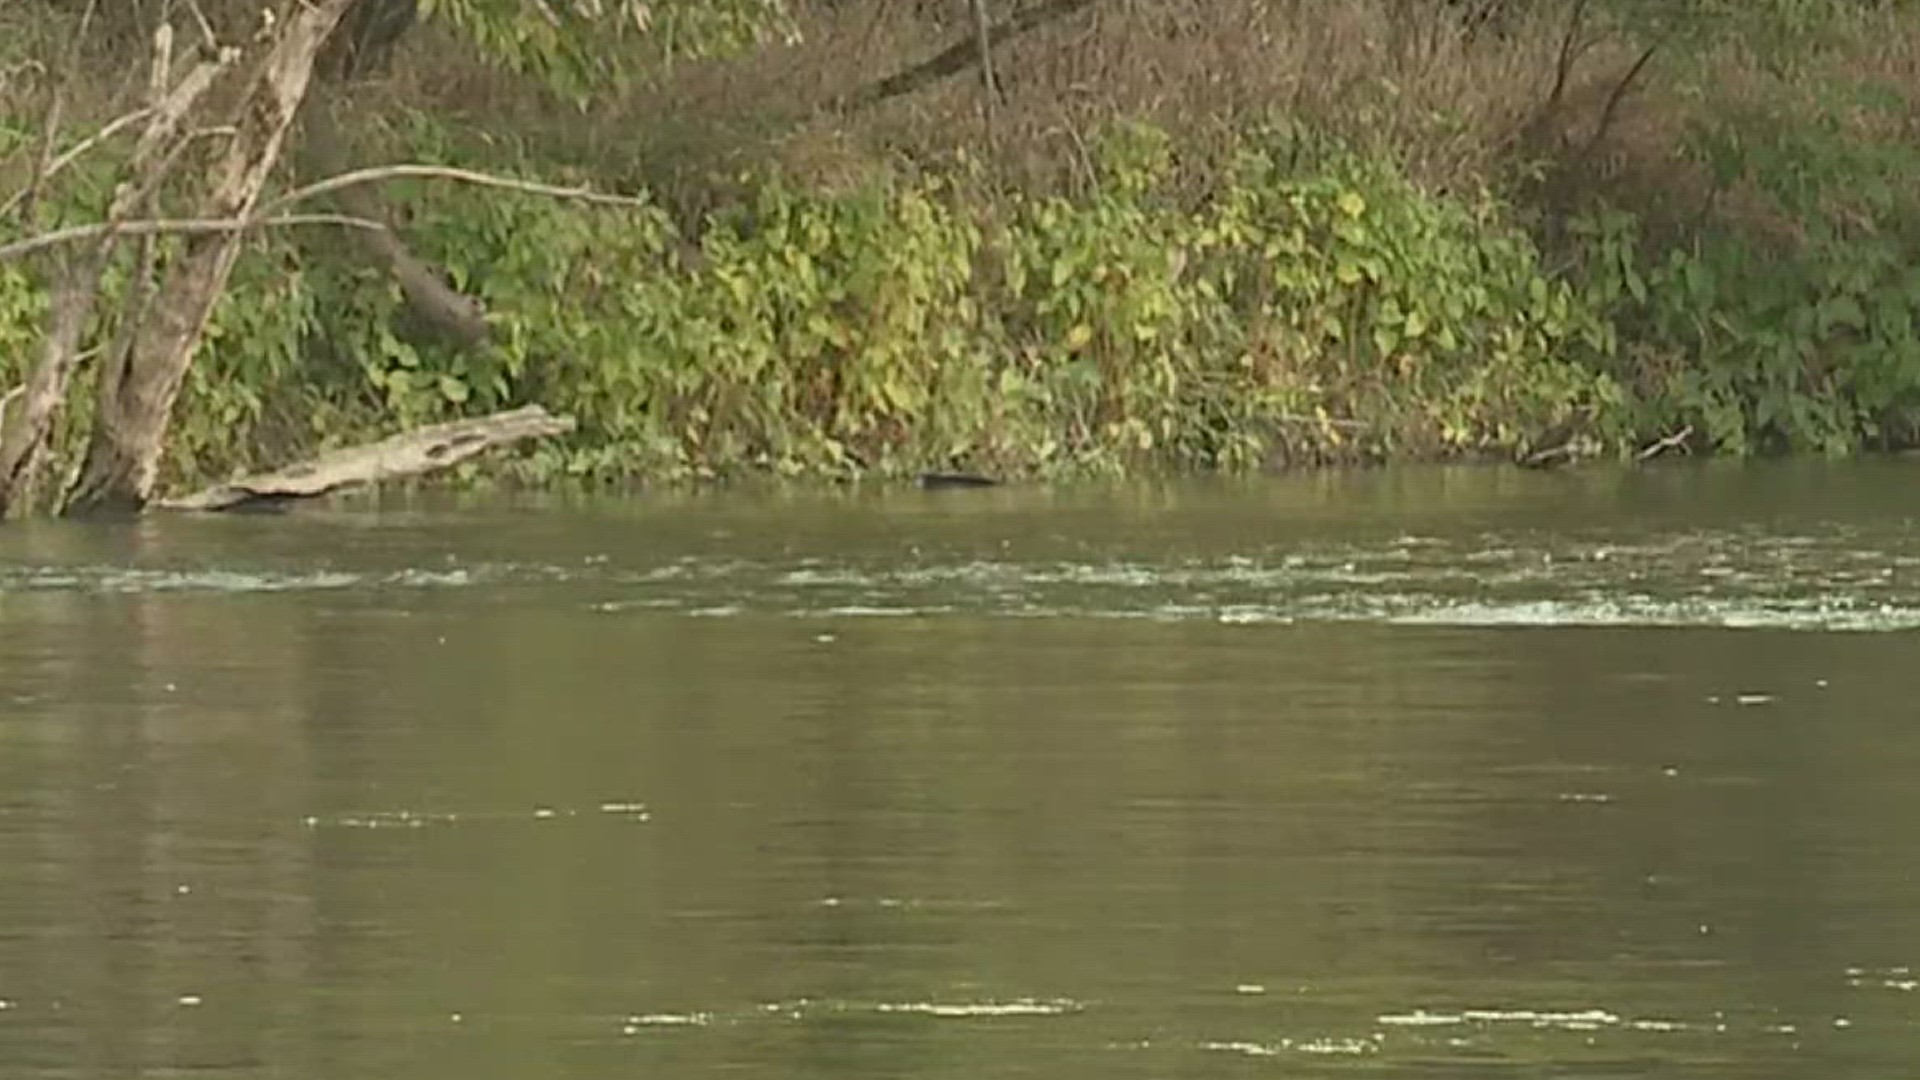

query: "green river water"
(2, 461), (1918, 1078)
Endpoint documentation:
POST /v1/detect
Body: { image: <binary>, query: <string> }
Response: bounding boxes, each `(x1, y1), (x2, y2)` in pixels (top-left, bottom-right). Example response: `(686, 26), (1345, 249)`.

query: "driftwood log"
(159, 404), (574, 511)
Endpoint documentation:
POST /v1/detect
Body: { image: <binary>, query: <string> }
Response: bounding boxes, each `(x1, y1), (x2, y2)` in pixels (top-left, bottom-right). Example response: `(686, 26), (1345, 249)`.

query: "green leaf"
(1818, 295), (1866, 334)
(1626, 268), (1648, 304)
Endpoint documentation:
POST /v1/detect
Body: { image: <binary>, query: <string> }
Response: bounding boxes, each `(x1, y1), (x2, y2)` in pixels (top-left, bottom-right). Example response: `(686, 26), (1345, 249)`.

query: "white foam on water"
(1202, 1035), (1380, 1057)
(873, 998), (1081, 1018)
(1379, 1009), (1466, 1026)
(18, 524), (1920, 632)
(1295, 1037), (1380, 1055)
(1201, 1040), (1286, 1057)
(625, 1012), (711, 1027)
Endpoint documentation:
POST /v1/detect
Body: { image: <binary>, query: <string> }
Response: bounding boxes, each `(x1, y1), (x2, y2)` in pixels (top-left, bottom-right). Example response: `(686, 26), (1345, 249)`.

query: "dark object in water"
(918, 471), (999, 489)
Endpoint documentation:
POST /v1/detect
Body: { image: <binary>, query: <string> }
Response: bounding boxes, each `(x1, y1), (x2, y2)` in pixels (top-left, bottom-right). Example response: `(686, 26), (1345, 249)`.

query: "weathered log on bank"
(159, 404), (574, 512)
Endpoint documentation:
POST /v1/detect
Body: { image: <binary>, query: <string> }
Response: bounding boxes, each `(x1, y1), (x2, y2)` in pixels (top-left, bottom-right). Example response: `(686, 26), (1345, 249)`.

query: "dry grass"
(681, 0), (1667, 198)
(13, 0), (1920, 246)
(374, 0), (1700, 224)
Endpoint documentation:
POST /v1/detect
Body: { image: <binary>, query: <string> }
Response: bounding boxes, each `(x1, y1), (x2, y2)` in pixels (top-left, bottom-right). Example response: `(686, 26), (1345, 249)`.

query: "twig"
(1057, 112), (1098, 195)
(0, 14), (211, 518)
(14, 0), (102, 222)
(9, 125), (680, 267)
(969, 0), (1001, 146)
(264, 163), (652, 214)
(1504, 0), (1593, 152)
(184, 0), (220, 52)
(1636, 425), (1693, 462)
(1547, 0), (1592, 111)
(0, 107), (155, 220)
(0, 213), (388, 262)
(1579, 39), (1663, 162)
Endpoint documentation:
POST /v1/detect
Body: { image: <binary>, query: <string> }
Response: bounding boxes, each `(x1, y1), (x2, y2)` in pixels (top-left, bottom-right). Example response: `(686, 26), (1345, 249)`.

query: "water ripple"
(9, 527), (1920, 630)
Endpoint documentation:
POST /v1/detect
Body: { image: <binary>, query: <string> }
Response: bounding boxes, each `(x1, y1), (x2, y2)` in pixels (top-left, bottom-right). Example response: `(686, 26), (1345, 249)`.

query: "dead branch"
(66, 0), (359, 515)
(183, 0), (219, 52)
(0, 213), (389, 262)
(1636, 425), (1693, 461)
(4, 112), (657, 266)
(1509, 0), (1594, 151)
(0, 106), (155, 221)
(263, 162), (654, 215)
(297, 101), (491, 347)
(114, 33), (239, 194)
(266, 152), (658, 350)
(159, 404), (578, 511)
(0, 18), (237, 518)
(1547, 0), (1593, 112)
(968, 0), (1001, 143)
(14, 0), (102, 223)
(831, 0), (1103, 112)
(1579, 39), (1663, 161)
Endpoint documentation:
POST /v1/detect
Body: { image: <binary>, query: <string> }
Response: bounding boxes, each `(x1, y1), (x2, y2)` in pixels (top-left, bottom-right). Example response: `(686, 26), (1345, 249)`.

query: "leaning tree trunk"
(63, 0), (356, 516)
(0, 22), (234, 518)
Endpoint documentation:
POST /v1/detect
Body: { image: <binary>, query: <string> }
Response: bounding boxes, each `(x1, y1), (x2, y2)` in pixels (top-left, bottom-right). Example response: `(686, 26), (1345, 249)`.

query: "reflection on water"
(3, 462), (1920, 1079)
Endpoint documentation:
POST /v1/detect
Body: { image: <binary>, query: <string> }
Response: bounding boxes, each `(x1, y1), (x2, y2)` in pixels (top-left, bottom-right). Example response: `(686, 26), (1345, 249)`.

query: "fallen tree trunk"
(158, 404), (575, 511)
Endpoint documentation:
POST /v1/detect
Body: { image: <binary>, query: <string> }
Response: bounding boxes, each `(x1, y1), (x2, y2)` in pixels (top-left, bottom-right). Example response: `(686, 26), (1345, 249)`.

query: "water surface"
(3, 462), (1918, 1078)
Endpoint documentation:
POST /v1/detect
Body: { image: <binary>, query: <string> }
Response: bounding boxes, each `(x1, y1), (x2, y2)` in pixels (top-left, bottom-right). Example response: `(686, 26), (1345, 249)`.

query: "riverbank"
(7, 1), (1920, 492)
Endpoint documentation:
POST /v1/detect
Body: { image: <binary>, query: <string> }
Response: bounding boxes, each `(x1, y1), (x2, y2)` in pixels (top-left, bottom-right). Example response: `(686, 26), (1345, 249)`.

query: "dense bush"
(196, 120), (1610, 484)
(9, 0), (1920, 490)
(1570, 63), (1920, 455)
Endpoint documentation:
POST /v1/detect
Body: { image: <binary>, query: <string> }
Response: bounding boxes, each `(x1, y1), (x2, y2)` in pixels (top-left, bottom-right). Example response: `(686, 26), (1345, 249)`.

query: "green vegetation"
(7, 0), (1920, 503)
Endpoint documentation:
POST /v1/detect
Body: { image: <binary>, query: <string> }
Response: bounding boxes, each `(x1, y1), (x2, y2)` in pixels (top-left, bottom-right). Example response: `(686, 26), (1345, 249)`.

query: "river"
(3, 461), (1918, 1078)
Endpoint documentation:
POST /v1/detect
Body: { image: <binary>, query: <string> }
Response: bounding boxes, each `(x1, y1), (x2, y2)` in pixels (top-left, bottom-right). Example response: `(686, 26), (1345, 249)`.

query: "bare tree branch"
(832, 0), (1103, 112)
(0, 106), (156, 221)
(14, 0), (102, 223)
(1547, 0), (1594, 112)
(1637, 425), (1693, 461)
(0, 214), (389, 263)
(0, 14), (234, 518)
(3, 165), (654, 268)
(264, 162), (653, 214)
(969, 0), (1001, 144)
(1580, 39), (1663, 161)
(67, 0), (359, 515)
